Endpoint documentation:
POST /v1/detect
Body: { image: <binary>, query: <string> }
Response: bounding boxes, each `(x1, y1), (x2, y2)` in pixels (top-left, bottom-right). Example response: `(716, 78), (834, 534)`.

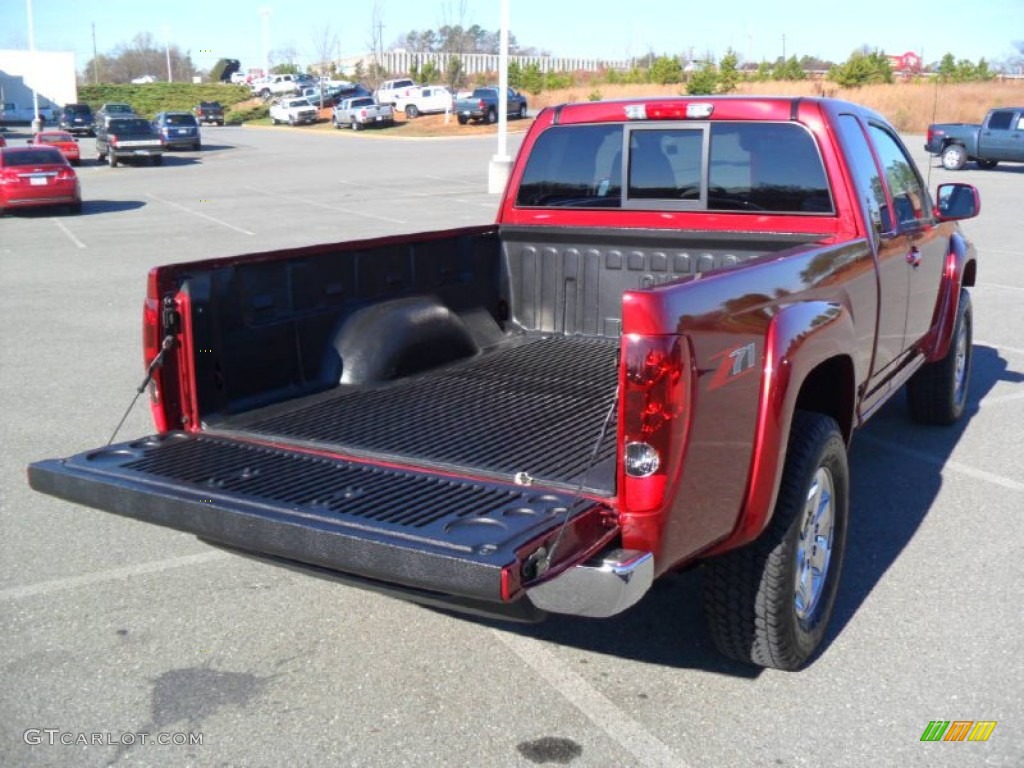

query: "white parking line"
(0, 550), (230, 601)
(51, 218), (86, 248)
(147, 193), (255, 235)
(494, 630), (687, 768)
(491, 634), (684, 765)
(974, 338), (1024, 357)
(975, 282), (1024, 293)
(858, 433), (1024, 492)
(978, 391), (1024, 408)
(246, 185), (407, 224)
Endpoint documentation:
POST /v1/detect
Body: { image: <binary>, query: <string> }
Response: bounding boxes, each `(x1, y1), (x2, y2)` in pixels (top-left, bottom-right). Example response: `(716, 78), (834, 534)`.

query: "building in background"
(0, 50), (76, 125)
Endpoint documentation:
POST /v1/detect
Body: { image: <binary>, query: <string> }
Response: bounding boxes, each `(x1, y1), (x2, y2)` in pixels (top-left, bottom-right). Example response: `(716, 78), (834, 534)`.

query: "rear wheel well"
(793, 356), (855, 443)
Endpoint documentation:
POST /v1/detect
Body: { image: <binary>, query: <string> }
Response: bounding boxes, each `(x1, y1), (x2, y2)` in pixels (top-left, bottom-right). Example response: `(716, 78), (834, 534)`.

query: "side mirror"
(934, 183), (980, 221)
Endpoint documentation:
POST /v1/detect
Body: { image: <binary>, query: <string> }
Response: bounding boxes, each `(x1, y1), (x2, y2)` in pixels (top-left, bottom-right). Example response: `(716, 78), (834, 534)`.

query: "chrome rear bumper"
(526, 549), (654, 618)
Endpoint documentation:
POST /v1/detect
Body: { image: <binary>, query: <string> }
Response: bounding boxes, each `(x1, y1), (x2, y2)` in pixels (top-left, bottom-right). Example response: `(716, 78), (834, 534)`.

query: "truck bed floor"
(210, 335), (620, 495)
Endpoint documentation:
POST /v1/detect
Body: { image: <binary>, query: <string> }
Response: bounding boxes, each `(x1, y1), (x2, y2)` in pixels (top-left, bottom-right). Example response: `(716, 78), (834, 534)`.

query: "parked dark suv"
(194, 101), (225, 126)
(152, 111), (201, 150)
(59, 104), (95, 136)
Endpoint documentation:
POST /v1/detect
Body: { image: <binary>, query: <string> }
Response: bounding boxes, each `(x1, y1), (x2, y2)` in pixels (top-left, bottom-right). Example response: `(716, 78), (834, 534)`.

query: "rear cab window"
(516, 121), (833, 214)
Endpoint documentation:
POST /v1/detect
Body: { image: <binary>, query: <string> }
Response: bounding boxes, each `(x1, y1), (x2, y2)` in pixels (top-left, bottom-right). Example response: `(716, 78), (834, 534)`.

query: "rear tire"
(975, 159), (998, 170)
(907, 289), (973, 425)
(405, 104), (419, 118)
(68, 201), (82, 214)
(486, 107), (497, 124)
(151, 155), (163, 166)
(518, 104), (527, 119)
(941, 144), (967, 171)
(107, 152), (117, 168)
(457, 115), (468, 125)
(702, 411), (849, 671)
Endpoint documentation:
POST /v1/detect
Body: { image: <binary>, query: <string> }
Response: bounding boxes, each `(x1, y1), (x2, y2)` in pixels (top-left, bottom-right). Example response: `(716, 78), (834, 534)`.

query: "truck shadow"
(477, 344), (1019, 675)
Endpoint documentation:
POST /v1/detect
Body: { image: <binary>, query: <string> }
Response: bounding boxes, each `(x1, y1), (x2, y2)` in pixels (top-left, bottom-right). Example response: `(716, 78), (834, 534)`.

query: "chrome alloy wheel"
(953, 318), (969, 407)
(793, 467), (835, 623)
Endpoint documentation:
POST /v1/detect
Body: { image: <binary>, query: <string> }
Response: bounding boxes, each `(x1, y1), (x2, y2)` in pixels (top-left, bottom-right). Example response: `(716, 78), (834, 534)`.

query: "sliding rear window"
(516, 121), (833, 214)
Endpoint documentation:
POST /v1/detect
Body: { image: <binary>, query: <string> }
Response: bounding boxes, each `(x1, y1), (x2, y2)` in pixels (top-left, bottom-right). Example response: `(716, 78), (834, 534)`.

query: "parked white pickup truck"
(332, 97), (394, 131)
(269, 97), (318, 126)
(252, 74), (312, 100)
(374, 78), (417, 106)
(393, 86), (453, 118)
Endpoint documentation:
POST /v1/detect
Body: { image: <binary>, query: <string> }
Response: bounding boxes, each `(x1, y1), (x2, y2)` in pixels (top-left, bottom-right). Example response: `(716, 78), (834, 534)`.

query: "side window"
(868, 124), (930, 229)
(836, 115), (887, 234)
(515, 124), (624, 207)
(987, 110), (1013, 131)
(708, 123), (831, 212)
(1016, 115), (1024, 131)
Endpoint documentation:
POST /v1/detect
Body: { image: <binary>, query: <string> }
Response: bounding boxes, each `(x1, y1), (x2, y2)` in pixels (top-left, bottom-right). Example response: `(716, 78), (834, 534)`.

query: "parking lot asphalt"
(1, 124), (1021, 767)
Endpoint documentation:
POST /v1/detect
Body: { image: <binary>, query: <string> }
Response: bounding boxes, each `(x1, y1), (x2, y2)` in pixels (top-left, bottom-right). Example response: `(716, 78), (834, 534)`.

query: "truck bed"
(208, 334), (620, 495)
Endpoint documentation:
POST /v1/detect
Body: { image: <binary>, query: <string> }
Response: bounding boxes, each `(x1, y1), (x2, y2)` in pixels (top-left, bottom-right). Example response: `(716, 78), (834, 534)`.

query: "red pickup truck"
(28, 97), (979, 670)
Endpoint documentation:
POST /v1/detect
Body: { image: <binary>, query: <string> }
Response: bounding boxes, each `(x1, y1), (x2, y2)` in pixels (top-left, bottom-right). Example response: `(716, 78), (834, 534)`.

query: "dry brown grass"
(534, 80), (1024, 133)
(259, 81), (1021, 139)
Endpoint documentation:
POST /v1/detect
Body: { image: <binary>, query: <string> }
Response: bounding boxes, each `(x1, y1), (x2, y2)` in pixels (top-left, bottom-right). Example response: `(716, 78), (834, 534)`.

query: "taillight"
(478, 99), (486, 109)
(56, 167), (75, 181)
(619, 335), (691, 514)
(0, 169), (17, 185)
(109, 133), (119, 147)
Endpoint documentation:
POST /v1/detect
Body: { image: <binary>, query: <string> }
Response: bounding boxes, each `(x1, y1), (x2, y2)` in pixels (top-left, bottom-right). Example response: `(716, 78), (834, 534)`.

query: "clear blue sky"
(2, 0), (1022, 74)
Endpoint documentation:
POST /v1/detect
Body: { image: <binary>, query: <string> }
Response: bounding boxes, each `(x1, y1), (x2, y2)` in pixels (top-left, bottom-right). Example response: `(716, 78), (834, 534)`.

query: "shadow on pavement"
(470, 344), (1019, 675)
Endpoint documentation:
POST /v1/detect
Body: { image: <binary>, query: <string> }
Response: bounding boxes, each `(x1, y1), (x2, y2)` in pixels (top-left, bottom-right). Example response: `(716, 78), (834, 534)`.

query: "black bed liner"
(209, 334), (621, 495)
(28, 432), (613, 604)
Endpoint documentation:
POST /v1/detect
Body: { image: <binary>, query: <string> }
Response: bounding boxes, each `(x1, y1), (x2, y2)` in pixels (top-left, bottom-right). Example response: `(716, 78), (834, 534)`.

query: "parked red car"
(28, 130), (81, 166)
(0, 145), (82, 215)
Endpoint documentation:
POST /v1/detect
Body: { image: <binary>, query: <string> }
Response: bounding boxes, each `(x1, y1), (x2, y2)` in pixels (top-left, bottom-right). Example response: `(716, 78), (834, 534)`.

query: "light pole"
(26, 0), (42, 133)
(487, 0), (512, 194)
(164, 24), (172, 82)
(259, 8), (271, 77)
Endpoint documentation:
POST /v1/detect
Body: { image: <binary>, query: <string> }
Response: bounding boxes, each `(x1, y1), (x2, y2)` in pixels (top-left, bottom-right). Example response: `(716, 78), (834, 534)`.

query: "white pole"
(497, 0), (509, 158)
(487, 0), (512, 194)
(26, 0), (41, 133)
(260, 8), (271, 77)
(164, 24), (172, 82)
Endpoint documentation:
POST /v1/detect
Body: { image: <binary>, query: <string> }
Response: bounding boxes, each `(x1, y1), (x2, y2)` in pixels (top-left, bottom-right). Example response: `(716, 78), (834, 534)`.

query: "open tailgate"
(28, 432), (612, 606)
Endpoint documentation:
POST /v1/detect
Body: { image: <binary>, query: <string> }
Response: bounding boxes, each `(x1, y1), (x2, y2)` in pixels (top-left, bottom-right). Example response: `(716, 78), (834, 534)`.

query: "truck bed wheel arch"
(709, 303), (858, 556)
(322, 296), (481, 386)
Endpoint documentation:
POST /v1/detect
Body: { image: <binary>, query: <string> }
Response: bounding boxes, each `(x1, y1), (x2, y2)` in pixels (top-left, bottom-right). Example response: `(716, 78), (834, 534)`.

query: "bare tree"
(366, 1), (386, 85)
(311, 25), (338, 78)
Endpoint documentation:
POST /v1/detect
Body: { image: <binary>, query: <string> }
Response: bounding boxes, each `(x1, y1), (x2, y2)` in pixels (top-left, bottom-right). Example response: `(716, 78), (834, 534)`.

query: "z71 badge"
(707, 341), (758, 390)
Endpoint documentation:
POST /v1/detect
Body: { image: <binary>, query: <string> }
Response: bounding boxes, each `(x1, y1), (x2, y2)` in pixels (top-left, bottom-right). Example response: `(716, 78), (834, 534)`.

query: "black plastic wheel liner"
(28, 432), (612, 603)
(213, 335), (620, 495)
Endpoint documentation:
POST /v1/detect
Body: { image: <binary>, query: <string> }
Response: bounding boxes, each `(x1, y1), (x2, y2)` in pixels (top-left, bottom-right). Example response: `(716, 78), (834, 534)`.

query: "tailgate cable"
(106, 332), (176, 446)
(527, 385), (620, 579)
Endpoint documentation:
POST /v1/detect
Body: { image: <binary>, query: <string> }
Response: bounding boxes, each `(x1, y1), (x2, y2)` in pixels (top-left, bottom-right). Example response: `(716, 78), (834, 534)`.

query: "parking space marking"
(245, 186), (407, 224)
(147, 192), (255, 235)
(51, 218), (86, 249)
(858, 433), (1024, 492)
(336, 178), (493, 206)
(0, 550), (229, 601)
(494, 630), (687, 768)
(976, 282), (1024, 293)
(979, 391), (1024, 408)
(975, 338), (1024, 357)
